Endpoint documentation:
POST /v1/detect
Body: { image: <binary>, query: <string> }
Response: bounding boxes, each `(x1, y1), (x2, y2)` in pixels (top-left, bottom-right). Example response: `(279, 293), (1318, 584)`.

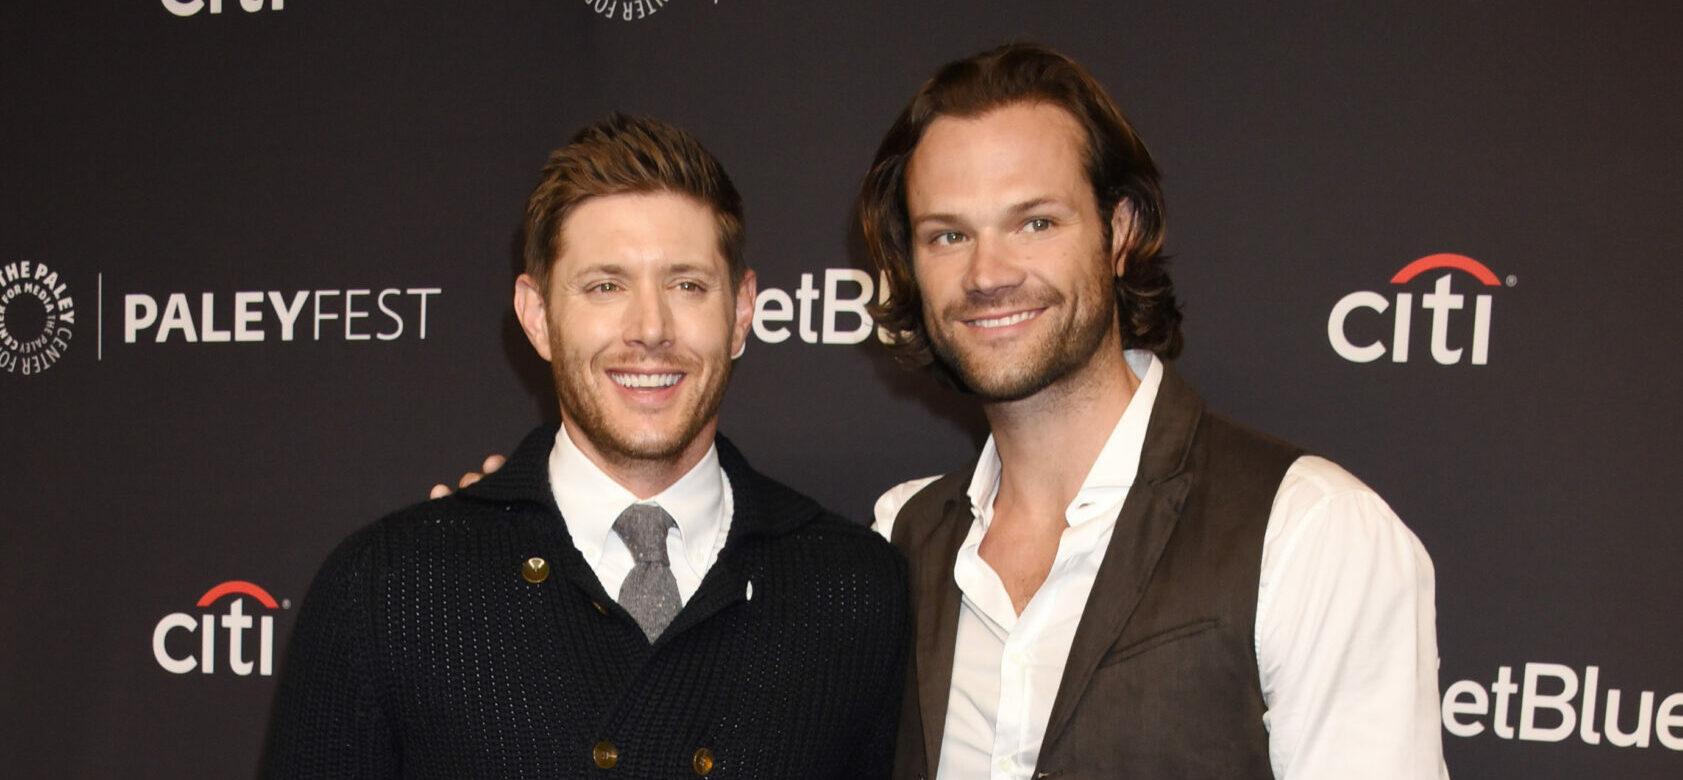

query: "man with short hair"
(859, 44), (1447, 778)
(263, 114), (907, 778)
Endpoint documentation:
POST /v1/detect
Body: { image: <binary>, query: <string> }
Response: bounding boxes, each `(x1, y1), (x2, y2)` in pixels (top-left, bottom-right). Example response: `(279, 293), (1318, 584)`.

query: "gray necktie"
(612, 503), (681, 642)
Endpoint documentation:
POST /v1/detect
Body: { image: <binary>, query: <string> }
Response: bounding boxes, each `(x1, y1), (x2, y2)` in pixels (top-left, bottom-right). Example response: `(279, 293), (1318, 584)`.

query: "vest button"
(691, 747), (715, 775)
(521, 556), (550, 584)
(592, 740), (618, 769)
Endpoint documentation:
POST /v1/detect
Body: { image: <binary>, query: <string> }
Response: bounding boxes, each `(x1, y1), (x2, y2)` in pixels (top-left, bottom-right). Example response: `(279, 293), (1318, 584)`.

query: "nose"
(623, 286), (673, 350)
(961, 232), (1025, 298)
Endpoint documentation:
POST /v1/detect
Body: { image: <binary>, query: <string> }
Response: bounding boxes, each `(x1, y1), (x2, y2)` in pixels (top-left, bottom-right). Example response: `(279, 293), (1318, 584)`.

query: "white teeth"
(611, 372), (682, 389)
(971, 310), (1039, 328)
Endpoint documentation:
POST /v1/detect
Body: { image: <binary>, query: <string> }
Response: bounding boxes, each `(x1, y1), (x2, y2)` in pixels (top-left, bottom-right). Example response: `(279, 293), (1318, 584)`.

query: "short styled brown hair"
(522, 113), (746, 290)
(858, 43), (1182, 382)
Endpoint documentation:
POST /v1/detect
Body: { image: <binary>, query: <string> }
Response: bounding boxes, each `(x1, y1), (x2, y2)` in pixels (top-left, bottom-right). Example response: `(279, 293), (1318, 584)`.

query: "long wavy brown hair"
(857, 43), (1181, 389)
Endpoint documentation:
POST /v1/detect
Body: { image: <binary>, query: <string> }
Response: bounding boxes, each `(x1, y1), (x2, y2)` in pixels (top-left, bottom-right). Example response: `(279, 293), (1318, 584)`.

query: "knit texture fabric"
(262, 427), (909, 779)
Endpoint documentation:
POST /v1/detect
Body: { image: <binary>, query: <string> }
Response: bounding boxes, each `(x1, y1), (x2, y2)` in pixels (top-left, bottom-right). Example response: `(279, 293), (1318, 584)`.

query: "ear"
(513, 273), (554, 362)
(730, 269), (757, 360)
(1109, 199), (1137, 278)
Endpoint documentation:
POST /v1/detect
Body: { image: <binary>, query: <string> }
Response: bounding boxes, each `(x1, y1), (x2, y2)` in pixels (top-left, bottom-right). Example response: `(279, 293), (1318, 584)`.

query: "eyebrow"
(910, 196), (1073, 229)
(569, 262), (723, 280)
(569, 263), (629, 279)
(1005, 197), (1068, 216)
(663, 262), (722, 279)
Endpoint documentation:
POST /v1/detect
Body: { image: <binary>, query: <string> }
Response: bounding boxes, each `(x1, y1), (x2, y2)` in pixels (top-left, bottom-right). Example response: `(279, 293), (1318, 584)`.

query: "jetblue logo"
(1442, 663), (1683, 750)
(751, 269), (887, 346)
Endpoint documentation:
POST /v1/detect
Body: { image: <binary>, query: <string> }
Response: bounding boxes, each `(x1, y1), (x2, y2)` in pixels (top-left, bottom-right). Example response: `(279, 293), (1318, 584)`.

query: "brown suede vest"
(890, 366), (1301, 779)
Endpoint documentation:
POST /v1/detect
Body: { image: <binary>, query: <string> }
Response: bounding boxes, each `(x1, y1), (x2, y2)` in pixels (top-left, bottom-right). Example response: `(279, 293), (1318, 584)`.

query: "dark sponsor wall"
(3, 1), (1679, 776)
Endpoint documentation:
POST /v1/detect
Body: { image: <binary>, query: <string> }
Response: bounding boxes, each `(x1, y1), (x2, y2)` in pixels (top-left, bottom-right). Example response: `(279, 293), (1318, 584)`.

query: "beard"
(549, 340), (733, 466)
(925, 251), (1117, 403)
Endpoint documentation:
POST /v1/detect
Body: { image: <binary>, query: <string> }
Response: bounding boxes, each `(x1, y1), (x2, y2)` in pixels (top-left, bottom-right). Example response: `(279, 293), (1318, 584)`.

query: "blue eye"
(1025, 218), (1053, 232)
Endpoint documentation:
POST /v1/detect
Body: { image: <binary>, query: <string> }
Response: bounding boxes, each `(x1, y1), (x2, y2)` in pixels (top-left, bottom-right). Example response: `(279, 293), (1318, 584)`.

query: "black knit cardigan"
(262, 427), (908, 778)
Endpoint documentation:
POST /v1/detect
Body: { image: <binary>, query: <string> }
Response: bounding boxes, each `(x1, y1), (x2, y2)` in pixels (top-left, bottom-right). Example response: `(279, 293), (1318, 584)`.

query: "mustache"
(597, 349), (708, 371)
(939, 289), (1064, 322)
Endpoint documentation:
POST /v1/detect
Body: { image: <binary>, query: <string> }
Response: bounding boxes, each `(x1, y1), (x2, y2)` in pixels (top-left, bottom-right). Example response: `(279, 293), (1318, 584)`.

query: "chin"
(598, 430), (689, 462)
(943, 345), (1060, 401)
(963, 370), (1057, 403)
(605, 414), (714, 460)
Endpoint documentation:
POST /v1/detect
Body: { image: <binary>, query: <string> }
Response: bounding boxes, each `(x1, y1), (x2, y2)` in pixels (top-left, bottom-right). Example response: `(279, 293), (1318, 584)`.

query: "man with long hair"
(861, 44), (1446, 778)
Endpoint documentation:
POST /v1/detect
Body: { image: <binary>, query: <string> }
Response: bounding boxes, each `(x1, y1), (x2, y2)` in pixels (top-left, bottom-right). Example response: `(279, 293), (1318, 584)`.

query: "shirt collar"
(547, 424), (727, 568)
(965, 349), (1165, 529)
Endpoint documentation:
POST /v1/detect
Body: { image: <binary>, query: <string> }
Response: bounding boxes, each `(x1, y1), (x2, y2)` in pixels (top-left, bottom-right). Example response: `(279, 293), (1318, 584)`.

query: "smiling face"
(905, 101), (1128, 403)
(515, 191), (755, 473)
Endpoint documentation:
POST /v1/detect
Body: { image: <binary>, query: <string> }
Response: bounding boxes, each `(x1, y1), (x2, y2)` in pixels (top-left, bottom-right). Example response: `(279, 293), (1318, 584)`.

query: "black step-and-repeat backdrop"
(4, 1), (1680, 777)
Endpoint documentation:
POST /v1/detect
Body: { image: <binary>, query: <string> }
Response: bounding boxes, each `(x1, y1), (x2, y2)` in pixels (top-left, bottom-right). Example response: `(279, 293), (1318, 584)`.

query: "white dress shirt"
(547, 424), (732, 604)
(874, 351), (1447, 780)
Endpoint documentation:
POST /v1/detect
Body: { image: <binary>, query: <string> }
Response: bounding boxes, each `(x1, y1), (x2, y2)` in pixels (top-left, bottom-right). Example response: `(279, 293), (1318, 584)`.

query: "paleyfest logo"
(585, 0), (718, 22)
(1327, 253), (1514, 365)
(0, 260), (75, 376)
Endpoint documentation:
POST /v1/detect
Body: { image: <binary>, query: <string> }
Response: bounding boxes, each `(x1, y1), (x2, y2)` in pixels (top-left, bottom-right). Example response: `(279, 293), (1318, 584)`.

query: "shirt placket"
(992, 612), (1033, 779)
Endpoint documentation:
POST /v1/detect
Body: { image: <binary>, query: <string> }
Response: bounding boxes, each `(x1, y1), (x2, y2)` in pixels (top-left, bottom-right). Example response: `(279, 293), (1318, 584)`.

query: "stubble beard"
(927, 254), (1117, 404)
(550, 340), (733, 467)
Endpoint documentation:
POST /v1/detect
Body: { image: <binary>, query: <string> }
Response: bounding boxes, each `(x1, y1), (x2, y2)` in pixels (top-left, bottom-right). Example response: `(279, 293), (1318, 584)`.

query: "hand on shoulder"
(427, 454), (507, 499)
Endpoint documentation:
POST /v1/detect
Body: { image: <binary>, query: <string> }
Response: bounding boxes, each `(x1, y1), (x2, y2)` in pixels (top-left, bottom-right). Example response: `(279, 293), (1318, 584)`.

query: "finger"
(482, 454), (507, 474)
(429, 483), (451, 499)
(457, 471), (484, 489)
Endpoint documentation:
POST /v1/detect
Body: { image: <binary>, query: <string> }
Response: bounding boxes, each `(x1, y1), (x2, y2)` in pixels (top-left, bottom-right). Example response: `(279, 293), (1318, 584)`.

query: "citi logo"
(1442, 663), (1683, 750)
(163, 0), (283, 16)
(1327, 253), (1512, 365)
(152, 580), (288, 676)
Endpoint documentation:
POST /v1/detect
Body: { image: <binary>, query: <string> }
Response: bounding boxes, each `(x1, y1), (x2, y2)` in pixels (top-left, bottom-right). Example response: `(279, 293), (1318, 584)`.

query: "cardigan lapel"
(460, 427), (819, 646)
(459, 426), (629, 628)
(657, 434), (820, 643)
(1035, 364), (1205, 763)
(658, 558), (748, 642)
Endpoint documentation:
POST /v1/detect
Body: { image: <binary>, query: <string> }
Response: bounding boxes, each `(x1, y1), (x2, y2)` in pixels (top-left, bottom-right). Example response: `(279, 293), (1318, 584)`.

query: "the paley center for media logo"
(153, 580), (290, 676)
(0, 260), (76, 376)
(584, 0), (715, 23)
(1327, 253), (1514, 365)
